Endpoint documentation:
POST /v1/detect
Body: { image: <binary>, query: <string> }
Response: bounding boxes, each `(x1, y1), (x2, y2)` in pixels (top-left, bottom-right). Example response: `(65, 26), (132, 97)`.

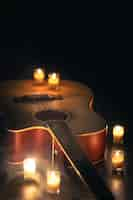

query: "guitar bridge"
(13, 95), (63, 103)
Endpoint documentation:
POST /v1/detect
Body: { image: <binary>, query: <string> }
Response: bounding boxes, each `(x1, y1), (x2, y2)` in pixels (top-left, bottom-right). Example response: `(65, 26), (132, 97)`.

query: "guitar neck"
(46, 121), (114, 200)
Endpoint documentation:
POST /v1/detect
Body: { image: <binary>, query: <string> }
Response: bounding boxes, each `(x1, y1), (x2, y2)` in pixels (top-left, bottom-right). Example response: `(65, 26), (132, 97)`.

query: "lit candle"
(33, 68), (45, 84)
(113, 125), (124, 143)
(23, 158), (36, 179)
(46, 169), (61, 194)
(111, 150), (125, 173)
(48, 73), (60, 89)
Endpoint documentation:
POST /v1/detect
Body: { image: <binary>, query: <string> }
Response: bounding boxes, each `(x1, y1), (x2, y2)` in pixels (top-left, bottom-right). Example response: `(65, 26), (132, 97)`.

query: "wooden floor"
(0, 131), (130, 200)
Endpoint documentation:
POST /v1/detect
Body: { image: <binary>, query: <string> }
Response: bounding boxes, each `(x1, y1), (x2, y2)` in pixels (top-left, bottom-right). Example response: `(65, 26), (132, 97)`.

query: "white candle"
(46, 169), (61, 194)
(111, 150), (124, 172)
(33, 68), (45, 83)
(48, 73), (60, 89)
(113, 125), (125, 143)
(23, 158), (36, 179)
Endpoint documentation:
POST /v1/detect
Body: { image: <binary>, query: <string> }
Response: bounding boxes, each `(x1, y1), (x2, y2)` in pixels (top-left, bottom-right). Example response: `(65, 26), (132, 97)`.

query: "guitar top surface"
(0, 80), (105, 133)
(0, 80), (93, 98)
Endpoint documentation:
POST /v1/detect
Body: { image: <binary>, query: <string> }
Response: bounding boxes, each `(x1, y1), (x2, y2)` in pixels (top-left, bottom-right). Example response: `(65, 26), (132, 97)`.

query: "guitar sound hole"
(35, 110), (71, 121)
(13, 95), (63, 103)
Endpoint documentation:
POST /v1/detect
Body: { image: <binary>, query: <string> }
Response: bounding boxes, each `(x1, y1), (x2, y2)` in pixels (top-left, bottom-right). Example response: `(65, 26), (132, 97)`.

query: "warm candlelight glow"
(48, 73), (60, 89)
(22, 184), (42, 200)
(111, 177), (124, 194)
(33, 68), (45, 83)
(111, 150), (125, 172)
(23, 158), (36, 179)
(113, 125), (124, 143)
(46, 169), (61, 194)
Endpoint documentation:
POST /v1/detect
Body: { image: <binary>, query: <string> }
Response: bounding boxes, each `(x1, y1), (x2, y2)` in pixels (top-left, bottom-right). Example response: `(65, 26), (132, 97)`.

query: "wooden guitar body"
(0, 80), (107, 164)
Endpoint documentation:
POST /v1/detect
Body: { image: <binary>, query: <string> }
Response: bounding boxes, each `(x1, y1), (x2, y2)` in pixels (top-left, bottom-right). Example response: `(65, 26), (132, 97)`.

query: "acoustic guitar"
(0, 80), (107, 164)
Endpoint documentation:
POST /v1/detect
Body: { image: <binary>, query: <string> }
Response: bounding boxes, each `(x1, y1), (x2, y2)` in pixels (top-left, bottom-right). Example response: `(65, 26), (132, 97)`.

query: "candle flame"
(47, 170), (61, 185)
(23, 158), (36, 173)
(113, 125), (124, 136)
(33, 68), (45, 82)
(37, 68), (43, 73)
(51, 73), (58, 80)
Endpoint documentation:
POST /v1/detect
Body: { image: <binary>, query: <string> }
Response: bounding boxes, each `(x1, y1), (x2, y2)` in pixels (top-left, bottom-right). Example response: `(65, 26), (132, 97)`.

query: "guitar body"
(0, 80), (107, 164)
